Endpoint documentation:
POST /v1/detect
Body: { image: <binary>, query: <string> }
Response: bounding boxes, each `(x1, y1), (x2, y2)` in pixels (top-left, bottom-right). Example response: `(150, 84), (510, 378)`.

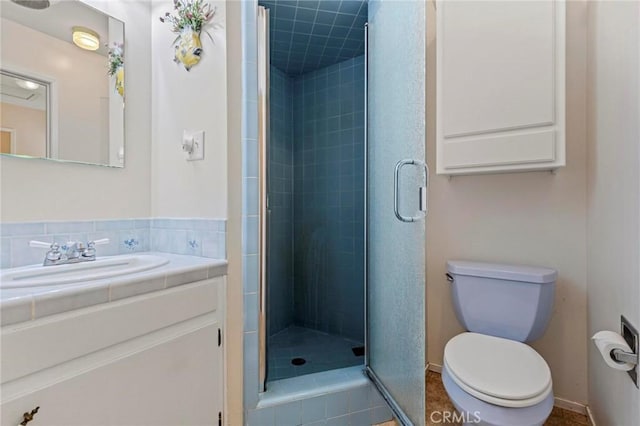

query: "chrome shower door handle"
(394, 159), (429, 223)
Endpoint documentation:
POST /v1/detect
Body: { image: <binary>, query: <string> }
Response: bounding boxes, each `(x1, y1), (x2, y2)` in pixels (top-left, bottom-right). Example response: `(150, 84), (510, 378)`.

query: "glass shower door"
(366, 0), (427, 425)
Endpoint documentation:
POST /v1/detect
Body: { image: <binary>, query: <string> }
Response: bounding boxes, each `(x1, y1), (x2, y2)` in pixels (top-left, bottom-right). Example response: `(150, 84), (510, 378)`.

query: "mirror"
(0, 0), (125, 167)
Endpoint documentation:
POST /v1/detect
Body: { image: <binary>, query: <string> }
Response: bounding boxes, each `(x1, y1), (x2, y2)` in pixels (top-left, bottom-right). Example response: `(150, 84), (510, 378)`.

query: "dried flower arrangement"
(107, 42), (124, 97)
(159, 0), (216, 71)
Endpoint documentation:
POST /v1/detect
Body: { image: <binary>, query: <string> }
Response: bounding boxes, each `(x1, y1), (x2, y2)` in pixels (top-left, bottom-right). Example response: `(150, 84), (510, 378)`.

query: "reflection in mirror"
(0, 0), (125, 167)
(0, 71), (48, 158)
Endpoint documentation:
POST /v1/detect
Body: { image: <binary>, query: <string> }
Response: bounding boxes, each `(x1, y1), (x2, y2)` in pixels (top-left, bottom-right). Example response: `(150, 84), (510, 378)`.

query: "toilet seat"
(444, 332), (552, 408)
(442, 365), (554, 426)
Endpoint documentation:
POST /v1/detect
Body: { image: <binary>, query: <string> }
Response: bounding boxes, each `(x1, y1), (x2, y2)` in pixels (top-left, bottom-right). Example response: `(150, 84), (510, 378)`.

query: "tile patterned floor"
(267, 326), (364, 381)
(375, 371), (590, 426)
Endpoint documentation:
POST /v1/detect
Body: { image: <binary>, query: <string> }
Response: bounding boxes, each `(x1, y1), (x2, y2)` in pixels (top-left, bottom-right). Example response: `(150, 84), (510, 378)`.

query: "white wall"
(1, 0), (228, 223)
(150, 0), (228, 219)
(426, 0), (589, 405)
(586, 1), (640, 423)
(0, 0), (152, 222)
(1, 17), (110, 165)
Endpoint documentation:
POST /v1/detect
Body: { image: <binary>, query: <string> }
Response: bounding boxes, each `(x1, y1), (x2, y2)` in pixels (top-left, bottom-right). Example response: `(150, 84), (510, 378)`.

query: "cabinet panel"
(1, 321), (223, 426)
(442, 130), (555, 169)
(437, 0), (565, 175)
(2, 278), (222, 384)
(442, 1), (555, 136)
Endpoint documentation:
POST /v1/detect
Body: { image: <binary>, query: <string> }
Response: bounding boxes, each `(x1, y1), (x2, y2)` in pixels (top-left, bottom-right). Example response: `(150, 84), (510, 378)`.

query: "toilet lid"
(444, 333), (552, 408)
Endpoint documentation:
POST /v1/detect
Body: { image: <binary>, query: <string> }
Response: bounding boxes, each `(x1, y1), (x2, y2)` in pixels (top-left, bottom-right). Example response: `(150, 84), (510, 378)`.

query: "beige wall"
(150, 0), (228, 219)
(0, 102), (47, 157)
(586, 1), (640, 423)
(1, 17), (110, 165)
(426, 0), (589, 405)
(0, 0), (152, 222)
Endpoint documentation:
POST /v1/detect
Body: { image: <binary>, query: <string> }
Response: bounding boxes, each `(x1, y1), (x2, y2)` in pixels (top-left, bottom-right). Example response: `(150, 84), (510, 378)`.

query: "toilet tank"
(447, 261), (557, 342)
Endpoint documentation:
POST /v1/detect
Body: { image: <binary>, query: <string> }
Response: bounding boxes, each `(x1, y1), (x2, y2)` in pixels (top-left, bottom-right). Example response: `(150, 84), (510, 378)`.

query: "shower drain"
(291, 358), (306, 366)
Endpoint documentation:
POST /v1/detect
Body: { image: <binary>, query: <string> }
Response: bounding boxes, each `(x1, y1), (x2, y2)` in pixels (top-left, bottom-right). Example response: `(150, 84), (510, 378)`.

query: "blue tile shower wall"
(259, 0), (367, 75)
(268, 65), (295, 336)
(241, 3), (390, 425)
(1, 218), (226, 268)
(292, 55), (365, 342)
(242, 0), (261, 412)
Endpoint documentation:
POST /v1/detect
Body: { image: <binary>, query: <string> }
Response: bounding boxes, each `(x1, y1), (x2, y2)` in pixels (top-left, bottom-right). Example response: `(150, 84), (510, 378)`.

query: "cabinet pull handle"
(19, 407), (39, 426)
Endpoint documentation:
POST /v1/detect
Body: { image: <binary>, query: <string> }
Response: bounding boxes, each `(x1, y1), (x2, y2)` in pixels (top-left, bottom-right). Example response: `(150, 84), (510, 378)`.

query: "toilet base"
(441, 364), (554, 426)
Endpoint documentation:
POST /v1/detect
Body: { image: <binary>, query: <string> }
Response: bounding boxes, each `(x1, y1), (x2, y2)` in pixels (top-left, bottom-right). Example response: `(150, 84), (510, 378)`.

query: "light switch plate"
(183, 130), (204, 161)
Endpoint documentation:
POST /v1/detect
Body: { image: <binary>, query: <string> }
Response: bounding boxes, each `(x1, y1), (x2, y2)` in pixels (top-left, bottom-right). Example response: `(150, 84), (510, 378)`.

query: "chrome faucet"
(30, 239), (110, 266)
(64, 241), (83, 262)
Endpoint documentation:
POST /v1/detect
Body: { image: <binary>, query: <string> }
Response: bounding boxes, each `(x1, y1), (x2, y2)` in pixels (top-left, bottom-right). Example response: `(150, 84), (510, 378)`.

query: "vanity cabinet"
(1, 278), (225, 426)
(436, 1), (566, 175)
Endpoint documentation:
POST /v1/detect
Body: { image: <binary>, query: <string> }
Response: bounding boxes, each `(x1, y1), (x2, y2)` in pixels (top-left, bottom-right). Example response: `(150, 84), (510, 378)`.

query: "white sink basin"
(0, 254), (170, 289)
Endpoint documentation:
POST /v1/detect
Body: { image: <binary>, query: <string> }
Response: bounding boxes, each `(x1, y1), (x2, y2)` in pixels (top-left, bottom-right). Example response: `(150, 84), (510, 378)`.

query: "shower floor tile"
(267, 326), (364, 382)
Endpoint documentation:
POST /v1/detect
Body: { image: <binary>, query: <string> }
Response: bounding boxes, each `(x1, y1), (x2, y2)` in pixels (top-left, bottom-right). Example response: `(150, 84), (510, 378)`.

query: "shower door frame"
(257, 4), (270, 393)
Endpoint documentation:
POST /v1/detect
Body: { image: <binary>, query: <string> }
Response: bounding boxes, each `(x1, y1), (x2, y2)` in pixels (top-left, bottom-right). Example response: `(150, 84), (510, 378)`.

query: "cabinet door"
(1, 321), (223, 426)
(436, 0), (565, 175)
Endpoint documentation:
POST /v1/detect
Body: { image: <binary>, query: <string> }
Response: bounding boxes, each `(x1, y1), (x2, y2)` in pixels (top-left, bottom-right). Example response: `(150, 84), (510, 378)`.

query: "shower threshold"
(258, 365), (368, 409)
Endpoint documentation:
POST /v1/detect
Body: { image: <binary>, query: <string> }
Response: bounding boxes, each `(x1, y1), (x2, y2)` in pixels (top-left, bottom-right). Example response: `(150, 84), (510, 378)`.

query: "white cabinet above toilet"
(436, 1), (566, 175)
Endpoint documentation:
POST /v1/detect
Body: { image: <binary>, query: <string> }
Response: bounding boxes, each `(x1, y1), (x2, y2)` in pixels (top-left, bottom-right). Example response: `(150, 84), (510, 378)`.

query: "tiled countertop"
(0, 252), (227, 327)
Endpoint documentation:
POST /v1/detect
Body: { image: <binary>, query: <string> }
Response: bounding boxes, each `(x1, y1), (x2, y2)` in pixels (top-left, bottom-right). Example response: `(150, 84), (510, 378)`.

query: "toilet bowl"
(443, 261), (557, 426)
(441, 332), (554, 426)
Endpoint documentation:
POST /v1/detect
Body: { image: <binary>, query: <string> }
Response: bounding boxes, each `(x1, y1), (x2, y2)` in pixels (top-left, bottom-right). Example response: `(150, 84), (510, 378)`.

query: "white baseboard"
(554, 396), (587, 415)
(427, 363), (589, 416)
(586, 406), (597, 426)
(427, 363), (442, 373)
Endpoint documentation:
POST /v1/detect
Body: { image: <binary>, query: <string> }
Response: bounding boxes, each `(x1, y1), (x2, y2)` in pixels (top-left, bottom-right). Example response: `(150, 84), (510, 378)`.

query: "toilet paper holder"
(619, 315), (639, 388)
(610, 348), (638, 365)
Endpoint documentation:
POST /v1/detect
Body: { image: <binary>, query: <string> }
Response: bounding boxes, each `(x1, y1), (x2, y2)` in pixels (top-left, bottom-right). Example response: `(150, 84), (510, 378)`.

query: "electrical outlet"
(183, 130), (205, 161)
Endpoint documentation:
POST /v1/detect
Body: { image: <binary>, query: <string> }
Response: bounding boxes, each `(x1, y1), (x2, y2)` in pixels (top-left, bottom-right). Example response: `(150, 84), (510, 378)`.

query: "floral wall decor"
(159, 0), (217, 71)
(107, 42), (124, 97)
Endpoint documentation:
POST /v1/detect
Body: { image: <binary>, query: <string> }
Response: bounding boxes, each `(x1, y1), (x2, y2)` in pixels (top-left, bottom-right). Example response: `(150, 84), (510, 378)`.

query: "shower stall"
(255, 1), (427, 424)
(259, 0), (367, 383)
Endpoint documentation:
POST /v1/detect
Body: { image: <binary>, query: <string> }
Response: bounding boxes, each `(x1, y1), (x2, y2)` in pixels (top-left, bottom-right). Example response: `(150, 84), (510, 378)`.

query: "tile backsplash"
(150, 218), (226, 258)
(1, 218), (226, 268)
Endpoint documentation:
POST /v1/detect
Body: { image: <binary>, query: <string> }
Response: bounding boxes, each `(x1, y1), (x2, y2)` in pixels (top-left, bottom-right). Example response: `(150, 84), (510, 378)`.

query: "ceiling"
(259, 0), (367, 76)
(1, 0), (117, 57)
(0, 72), (47, 110)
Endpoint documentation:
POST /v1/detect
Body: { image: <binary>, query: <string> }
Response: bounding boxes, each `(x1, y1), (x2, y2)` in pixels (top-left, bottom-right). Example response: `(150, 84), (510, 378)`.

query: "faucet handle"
(29, 240), (54, 249)
(88, 238), (110, 247)
(46, 243), (62, 261)
(84, 238), (110, 259)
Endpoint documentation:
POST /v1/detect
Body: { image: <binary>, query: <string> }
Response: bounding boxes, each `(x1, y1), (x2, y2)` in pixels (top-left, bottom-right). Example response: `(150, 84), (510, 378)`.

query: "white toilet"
(442, 261), (557, 426)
